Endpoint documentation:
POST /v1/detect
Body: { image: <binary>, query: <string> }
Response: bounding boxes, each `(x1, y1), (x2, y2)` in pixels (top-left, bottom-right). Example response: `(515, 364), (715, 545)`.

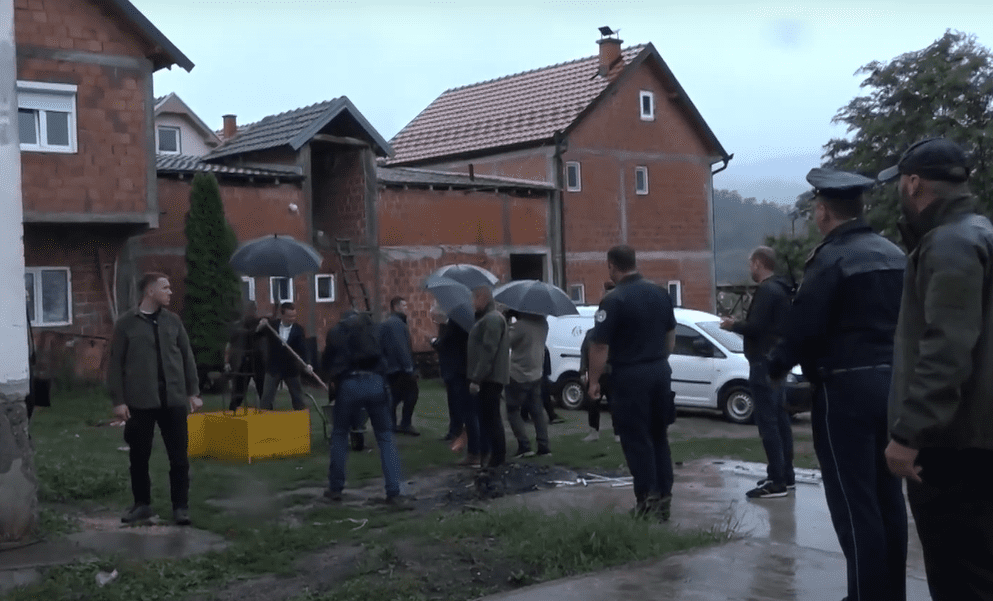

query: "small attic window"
(640, 91), (655, 121)
(565, 162), (581, 192)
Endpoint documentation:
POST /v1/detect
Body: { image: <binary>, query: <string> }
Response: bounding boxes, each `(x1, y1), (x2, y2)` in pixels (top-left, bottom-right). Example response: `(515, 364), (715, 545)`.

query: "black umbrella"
(494, 280), (579, 317)
(229, 234), (322, 278)
(424, 274), (475, 331)
(428, 264), (498, 290)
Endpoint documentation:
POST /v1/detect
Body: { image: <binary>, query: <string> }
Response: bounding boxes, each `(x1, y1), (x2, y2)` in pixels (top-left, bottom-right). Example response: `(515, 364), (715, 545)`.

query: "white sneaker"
(582, 429), (600, 442)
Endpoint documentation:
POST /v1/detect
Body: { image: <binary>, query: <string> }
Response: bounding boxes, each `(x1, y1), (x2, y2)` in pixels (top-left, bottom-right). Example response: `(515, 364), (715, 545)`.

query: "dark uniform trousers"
(388, 372), (419, 429)
(230, 354), (266, 410)
(908, 448), (993, 601)
(124, 405), (190, 510)
(610, 359), (674, 500)
(475, 382), (506, 467)
(814, 367), (907, 601)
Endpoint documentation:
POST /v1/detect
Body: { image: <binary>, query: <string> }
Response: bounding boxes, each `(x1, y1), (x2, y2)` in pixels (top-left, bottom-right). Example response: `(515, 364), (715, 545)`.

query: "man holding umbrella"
(505, 310), (551, 458)
(468, 285), (510, 468)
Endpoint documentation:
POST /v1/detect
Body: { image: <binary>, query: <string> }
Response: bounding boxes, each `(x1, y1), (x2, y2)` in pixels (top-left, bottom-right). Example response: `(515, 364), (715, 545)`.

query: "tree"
(824, 30), (993, 238)
(183, 172), (241, 370)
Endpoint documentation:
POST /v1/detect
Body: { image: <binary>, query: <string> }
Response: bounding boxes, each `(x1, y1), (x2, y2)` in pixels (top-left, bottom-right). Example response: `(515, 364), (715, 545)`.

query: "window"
(24, 267), (72, 326)
(639, 90), (655, 121)
(568, 284), (585, 304)
(157, 125), (181, 154)
(565, 161), (581, 192)
(240, 276), (255, 302)
(315, 274), (336, 303)
(17, 81), (77, 153)
(270, 277), (294, 304)
(668, 280), (682, 307)
(635, 166), (649, 195)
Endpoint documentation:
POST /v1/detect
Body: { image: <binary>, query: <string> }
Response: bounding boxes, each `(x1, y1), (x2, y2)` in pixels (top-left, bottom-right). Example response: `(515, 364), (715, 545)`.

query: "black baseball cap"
(878, 138), (971, 183)
(806, 168), (875, 201)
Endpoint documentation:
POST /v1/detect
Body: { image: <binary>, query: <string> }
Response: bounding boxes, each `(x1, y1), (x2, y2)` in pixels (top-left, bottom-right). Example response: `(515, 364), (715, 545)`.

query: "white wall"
(0, 0), (30, 396)
(155, 114), (214, 157)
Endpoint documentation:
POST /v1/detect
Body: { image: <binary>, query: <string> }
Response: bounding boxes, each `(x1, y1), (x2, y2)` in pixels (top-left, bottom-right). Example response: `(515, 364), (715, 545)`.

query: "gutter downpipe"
(709, 153), (733, 312)
(551, 132), (567, 288)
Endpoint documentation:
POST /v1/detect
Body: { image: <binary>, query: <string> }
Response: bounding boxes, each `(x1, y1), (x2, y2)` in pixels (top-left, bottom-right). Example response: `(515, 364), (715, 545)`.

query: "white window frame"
(240, 276), (255, 302)
(565, 161), (582, 192)
(156, 125), (182, 154)
(568, 284), (585, 304)
(25, 267), (73, 327)
(639, 90), (655, 121)
(668, 280), (682, 307)
(269, 276), (294, 304)
(314, 274), (336, 303)
(635, 166), (649, 195)
(17, 80), (78, 153)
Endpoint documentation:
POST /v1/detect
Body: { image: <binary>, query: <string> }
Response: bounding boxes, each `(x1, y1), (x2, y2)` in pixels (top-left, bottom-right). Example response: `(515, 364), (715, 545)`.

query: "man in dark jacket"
(768, 169), (908, 601)
(430, 305), (481, 468)
(380, 296), (420, 435)
(258, 302), (313, 411)
(224, 300), (265, 412)
(880, 138), (993, 601)
(467, 285), (510, 468)
(108, 272), (201, 526)
(721, 246), (795, 498)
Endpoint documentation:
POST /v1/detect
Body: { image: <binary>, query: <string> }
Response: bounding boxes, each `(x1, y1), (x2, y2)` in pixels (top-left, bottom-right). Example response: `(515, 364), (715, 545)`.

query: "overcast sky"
(142, 1), (993, 207)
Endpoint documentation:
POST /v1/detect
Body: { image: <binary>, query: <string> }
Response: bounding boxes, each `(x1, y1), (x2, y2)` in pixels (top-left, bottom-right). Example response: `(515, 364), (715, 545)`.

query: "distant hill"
(713, 189), (794, 285)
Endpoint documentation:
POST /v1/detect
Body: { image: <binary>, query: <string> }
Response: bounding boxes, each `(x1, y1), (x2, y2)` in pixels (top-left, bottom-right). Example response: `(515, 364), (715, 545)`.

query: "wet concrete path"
(482, 458), (929, 600)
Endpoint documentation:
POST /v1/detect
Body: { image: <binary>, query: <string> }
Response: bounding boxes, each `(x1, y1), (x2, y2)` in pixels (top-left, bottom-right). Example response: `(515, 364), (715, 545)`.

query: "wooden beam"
(311, 133), (370, 147)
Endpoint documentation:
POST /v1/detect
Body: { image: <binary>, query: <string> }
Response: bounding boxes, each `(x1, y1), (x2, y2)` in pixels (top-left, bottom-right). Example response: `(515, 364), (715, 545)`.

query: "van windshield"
(696, 321), (744, 354)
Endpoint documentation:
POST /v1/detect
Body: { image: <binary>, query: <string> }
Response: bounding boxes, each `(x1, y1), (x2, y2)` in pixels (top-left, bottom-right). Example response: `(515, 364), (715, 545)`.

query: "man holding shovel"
(258, 301), (314, 410)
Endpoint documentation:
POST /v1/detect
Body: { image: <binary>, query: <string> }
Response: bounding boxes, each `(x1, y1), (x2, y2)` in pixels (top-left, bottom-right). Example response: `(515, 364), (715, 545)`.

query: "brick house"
(14, 0), (193, 379)
(386, 34), (732, 311)
(141, 97), (553, 358)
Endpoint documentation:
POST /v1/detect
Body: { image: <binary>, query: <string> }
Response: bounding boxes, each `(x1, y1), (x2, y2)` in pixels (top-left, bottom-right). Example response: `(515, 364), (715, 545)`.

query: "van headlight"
(785, 373), (798, 383)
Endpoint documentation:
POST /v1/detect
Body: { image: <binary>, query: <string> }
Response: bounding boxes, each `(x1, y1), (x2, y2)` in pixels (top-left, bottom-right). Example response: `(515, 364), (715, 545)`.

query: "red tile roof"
(386, 45), (646, 165)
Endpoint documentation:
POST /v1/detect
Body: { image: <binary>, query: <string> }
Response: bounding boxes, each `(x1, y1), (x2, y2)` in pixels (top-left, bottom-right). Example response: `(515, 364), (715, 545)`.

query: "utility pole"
(0, 0), (37, 542)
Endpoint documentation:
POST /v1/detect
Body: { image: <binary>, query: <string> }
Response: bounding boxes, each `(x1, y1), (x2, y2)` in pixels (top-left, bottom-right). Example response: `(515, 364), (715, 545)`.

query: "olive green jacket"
(107, 308), (199, 410)
(467, 304), (510, 386)
(890, 194), (993, 450)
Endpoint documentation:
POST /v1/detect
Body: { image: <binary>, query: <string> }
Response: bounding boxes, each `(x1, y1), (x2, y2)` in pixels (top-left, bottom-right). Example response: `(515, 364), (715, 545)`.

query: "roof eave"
(288, 96), (394, 158)
(107, 0), (194, 72)
(384, 137), (555, 168)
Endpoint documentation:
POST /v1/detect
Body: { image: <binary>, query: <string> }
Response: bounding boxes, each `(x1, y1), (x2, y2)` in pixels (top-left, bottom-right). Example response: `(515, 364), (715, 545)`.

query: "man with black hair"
(588, 245), (677, 521)
(768, 168), (908, 601)
(108, 273), (201, 525)
(381, 296), (420, 435)
(258, 302), (312, 411)
(881, 137), (993, 600)
(721, 246), (795, 498)
(323, 311), (405, 505)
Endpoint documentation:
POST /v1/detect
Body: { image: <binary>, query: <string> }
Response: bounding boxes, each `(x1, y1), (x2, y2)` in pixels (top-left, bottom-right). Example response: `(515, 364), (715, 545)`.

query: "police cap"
(806, 168), (875, 201)
(877, 137), (971, 183)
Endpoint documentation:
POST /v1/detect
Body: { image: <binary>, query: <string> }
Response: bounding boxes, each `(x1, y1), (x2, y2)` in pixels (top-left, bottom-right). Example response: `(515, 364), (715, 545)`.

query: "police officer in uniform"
(588, 245), (677, 520)
(768, 168), (908, 601)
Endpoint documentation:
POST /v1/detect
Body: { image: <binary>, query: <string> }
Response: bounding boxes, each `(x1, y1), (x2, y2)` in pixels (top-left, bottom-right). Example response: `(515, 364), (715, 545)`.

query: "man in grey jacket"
(107, 273), (201, 525)
(381, 296), (420, 435)
(505, 311), (550, 458)
(881, 138), (993, 601)
(467, 286), (510, 468)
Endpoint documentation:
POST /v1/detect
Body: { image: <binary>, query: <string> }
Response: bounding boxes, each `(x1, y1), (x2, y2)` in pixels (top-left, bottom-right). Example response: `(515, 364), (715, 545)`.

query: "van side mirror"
(691, 338), (713, 357)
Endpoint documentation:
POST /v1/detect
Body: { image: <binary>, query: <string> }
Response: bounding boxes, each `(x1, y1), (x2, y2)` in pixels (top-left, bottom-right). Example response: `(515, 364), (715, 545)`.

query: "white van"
(546, 307), (775, 424)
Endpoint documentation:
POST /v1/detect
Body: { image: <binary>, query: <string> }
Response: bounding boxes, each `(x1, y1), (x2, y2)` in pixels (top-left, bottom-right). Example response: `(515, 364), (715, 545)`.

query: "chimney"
(597, 35), (623, 78)
(222, 114), (237, 140)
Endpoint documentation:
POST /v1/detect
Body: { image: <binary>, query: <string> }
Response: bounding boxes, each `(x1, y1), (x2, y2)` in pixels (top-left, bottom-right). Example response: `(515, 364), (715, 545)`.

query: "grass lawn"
(10, 379), (812, 601)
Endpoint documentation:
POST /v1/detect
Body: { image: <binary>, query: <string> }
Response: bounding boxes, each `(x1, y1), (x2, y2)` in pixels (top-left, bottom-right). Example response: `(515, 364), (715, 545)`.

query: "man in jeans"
(323, 311), (404, 505)
(721, 246), (795, 498)
(505, 311), (550, 458)
(468, 285), (510, 468)
(108, 273), (202, 525)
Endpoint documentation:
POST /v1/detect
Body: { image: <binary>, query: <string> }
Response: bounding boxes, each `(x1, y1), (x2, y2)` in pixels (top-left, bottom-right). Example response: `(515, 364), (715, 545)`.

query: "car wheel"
(720, 385), (754, 424)
(558, 378), (585, 410)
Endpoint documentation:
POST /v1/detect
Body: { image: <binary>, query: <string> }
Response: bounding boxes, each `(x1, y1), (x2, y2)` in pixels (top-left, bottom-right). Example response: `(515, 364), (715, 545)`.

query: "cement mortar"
(0, 399), (38, 542)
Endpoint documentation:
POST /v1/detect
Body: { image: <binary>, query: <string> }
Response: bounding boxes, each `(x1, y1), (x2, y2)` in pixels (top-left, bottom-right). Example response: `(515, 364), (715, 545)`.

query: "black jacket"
(731, 276), (792, 361)
(433, 322), (468, 380)
(768, 219), (905, 381)
(263, 321), (307, 377)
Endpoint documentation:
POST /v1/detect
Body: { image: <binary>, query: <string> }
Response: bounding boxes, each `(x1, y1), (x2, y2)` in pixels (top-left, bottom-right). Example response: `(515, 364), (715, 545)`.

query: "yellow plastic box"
(188, 408), (311, 463)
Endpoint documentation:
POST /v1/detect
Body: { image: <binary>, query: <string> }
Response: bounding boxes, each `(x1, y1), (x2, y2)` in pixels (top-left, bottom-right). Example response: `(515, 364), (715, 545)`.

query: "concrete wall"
(1, 0), (37, 543)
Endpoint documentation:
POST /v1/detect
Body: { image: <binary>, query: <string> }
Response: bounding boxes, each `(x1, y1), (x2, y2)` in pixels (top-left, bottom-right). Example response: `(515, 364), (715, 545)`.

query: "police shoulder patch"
(595, 310), (607, 323)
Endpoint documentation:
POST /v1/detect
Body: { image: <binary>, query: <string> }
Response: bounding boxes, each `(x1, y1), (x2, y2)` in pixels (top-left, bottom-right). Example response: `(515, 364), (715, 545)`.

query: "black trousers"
(909, 448), (993, 601)
(610, 361), (674, 501)
(124, 405), (190, 510)
(229, 356), (266, 410)
(814, 369), (907, 601)
(387, 372), (419, 428)
(476, 382), (506, 467)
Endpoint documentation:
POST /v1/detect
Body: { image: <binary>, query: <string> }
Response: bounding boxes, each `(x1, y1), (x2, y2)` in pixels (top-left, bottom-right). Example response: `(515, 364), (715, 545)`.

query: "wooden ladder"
(335, 239), (371, 312)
